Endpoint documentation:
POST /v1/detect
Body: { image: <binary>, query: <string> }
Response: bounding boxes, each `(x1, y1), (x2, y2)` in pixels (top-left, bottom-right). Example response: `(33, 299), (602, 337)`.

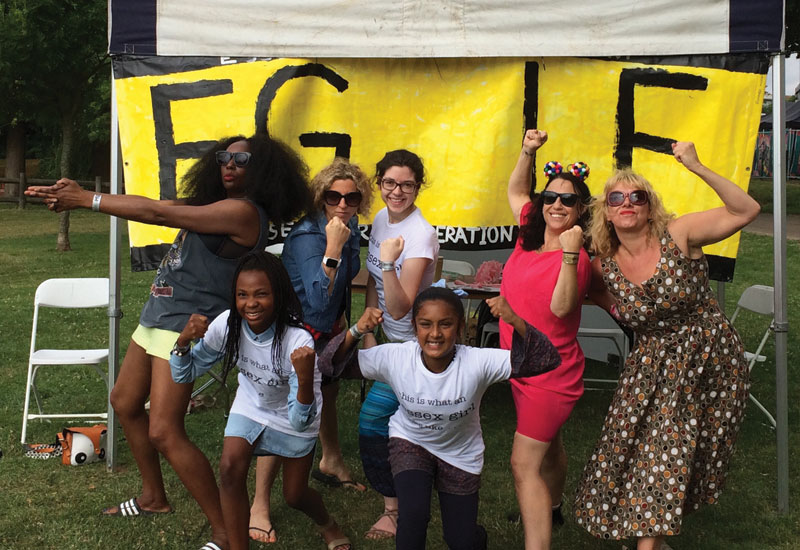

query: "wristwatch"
(171, 341), (190, 357)
(322, 256), (340, 268)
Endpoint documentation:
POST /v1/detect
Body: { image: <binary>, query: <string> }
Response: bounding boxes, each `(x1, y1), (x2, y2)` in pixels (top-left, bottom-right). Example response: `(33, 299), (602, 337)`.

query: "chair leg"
(749, 394), (777, 428)
(21, 363), (36, 445)
(30, 366), (44, 416)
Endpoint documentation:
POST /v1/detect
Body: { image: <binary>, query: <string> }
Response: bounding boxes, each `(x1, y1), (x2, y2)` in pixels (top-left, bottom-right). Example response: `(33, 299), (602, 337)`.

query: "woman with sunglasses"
(501, 129), (592, 550)
(26, 134), (311, 550)
(574, 142), (760, 550)
(246, 158), (373, 544)
(357, 149), (439, 540)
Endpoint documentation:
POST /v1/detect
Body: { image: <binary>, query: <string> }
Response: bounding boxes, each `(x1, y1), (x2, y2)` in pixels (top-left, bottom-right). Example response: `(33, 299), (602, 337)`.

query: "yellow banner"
(114, 57), (764, 275)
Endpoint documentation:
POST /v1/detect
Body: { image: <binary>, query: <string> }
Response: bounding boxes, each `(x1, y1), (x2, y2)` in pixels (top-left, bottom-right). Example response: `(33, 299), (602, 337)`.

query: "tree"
(0, 0), (109, 250)
(788, 0), (800, 54)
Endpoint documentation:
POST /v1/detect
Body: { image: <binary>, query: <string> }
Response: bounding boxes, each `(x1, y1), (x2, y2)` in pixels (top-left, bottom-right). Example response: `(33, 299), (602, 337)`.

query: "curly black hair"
(181, 134), (312, 225)
(518, 173), (592, 252)
(220, 250), (307, 383)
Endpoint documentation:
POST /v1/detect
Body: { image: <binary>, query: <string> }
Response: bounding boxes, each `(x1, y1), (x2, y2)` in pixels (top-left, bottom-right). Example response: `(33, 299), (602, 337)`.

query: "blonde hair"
(589, 169), (675, 258)
(310, 157), (373, 216)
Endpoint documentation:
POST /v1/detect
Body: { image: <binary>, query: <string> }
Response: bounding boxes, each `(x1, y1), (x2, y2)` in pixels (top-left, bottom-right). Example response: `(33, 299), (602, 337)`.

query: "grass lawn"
(0, 204), (798, 549)
(747, 177), (800, 215)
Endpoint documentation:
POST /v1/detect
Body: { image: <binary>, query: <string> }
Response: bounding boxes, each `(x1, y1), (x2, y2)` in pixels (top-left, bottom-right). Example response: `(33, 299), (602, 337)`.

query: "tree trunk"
(56, 106), (77, 252)
(4, 123), (26, 197)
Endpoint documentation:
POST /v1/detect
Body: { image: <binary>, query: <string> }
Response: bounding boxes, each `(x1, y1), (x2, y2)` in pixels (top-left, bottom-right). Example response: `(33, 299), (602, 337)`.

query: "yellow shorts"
(131, 324), (180, 362)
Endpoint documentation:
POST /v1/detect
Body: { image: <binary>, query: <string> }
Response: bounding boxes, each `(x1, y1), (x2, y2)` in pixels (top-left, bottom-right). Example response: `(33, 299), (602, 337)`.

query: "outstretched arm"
(508, 129), (547, 224)
(25, 178), (260, 245)
(486, 295), (561, 377)
(318, 307), (384, 378)
(668, 142), (761, 254)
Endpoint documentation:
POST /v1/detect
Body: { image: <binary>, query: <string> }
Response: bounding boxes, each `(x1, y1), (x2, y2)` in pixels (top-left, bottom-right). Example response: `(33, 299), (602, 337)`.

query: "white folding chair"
(21, 278), (110, 444)
(729, 284), (776, 428)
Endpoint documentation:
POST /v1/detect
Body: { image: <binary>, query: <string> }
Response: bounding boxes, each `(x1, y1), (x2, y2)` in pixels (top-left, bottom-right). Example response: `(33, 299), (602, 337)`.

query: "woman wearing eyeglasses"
(25, 133), (311, 550)
(501, 129), (592, 550)
(357, 149), (439, 540)
(573, 142), (760, 550)
(245, 158), (373, 545)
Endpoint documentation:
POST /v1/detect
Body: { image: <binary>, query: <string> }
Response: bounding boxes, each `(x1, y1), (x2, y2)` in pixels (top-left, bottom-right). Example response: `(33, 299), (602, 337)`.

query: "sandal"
(316, 518), (352, 550)
(102, 497), (172, 517)
(249, 525), (277, 544)
(311, 469), (366, 492)
(364, 509), (398, 540)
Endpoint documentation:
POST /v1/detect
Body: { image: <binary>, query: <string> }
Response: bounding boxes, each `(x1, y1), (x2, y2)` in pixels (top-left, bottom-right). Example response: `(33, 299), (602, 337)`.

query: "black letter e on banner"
(615, 68), (708, 169)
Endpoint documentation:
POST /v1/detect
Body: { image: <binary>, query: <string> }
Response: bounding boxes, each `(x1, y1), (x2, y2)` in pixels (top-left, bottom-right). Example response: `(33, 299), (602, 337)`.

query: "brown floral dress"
(573, 231), (748, 540)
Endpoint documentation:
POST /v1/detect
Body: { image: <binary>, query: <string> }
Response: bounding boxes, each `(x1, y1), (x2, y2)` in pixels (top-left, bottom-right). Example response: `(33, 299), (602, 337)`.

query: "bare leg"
(249, 455), (281, 543)
(637, 536), (665, 550)
(219, 437), (255, 550)
(105, 340), (171, 513)
(282, 453), (351, 550)
(540, 431), (567, 510)
(317, 380), (361, 487)
(511, 432), (552, 550)
(148, 357), (227, 549)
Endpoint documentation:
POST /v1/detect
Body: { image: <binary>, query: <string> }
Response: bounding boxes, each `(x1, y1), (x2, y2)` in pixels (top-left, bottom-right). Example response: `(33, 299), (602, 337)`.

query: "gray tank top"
(138, 201), (269, 332)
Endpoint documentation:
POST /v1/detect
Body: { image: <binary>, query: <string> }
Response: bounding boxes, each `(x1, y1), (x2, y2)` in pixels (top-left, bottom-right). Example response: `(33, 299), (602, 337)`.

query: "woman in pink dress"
(500, 129), (592, 549)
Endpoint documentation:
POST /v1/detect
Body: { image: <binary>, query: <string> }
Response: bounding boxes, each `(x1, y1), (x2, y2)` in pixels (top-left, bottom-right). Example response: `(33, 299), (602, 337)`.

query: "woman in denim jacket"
(247, 157), (373, 543)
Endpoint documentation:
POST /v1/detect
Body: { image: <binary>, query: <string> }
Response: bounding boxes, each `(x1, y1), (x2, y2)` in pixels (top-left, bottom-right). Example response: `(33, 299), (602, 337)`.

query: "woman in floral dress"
(574, 141), (761, 550)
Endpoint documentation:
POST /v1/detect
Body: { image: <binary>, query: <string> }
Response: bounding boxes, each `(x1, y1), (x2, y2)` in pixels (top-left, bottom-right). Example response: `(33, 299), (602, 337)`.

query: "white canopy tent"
(106, 0), (789, 512)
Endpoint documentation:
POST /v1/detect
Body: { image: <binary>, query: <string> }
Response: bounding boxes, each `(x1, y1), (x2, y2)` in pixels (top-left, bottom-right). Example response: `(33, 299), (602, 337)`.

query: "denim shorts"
(224, 413), (315, 458)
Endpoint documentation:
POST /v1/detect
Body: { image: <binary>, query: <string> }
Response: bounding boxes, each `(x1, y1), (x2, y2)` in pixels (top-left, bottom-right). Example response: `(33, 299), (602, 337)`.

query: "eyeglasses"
(216, 151), (252, 167)
(323, 190), (363, 207)
(607, 190), (649, 207)
(379, 177), (419, 194)
(541, 190), (579, 207)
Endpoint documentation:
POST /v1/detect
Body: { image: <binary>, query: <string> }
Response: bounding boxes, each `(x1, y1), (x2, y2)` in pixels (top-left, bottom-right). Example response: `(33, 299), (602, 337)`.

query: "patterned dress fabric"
(574, 231), (749, 540)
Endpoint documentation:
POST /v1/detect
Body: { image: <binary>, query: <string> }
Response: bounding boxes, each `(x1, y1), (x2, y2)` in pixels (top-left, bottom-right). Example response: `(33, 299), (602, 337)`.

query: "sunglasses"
(380, 177), (419, 194)
(607, 190), (649, 207)
(323, 190), (363, 207)
(216, 151), (252, 167)
(541, 190), (579, 207)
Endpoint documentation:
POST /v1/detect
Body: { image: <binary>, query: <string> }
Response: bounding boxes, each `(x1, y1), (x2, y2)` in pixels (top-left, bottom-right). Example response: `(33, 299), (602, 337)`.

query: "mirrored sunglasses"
(541, 190), (579, 207)
(216, 151), (252, 167)
(607, 190), (649, 207)
(323, 190), (363, 207)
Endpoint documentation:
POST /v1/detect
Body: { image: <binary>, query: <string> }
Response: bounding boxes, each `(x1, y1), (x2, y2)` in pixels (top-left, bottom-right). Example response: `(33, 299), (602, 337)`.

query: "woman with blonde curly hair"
(574, 142), (760, 550)
(247, 157), (373, 544)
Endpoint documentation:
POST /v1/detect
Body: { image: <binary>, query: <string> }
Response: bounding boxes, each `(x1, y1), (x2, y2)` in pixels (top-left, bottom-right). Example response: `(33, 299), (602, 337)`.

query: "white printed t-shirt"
(365, 206), (439, 341)
(202, 311), (321, 439)
(357, 341), (511, 474)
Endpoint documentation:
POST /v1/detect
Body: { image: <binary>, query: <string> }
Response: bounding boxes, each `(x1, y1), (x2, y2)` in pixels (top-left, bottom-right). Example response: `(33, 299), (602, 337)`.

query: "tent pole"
(106, 68), (123, 472)
(770, 52), (789, 514)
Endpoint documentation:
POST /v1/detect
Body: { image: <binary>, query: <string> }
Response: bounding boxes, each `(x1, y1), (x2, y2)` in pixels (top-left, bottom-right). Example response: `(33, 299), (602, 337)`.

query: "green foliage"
(748, 177), (800, 214)
(0, 0), (109, 177)
(0, 204), (798, 549)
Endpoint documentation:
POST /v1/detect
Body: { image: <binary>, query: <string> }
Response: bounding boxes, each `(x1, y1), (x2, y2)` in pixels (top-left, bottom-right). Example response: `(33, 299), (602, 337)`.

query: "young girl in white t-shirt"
(320, 287), (561, 550)
(169, 251), (352, 550)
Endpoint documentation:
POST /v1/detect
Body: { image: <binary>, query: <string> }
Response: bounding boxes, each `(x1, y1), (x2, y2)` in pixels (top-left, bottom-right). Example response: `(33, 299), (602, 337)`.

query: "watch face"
(324, 257), (339, 268)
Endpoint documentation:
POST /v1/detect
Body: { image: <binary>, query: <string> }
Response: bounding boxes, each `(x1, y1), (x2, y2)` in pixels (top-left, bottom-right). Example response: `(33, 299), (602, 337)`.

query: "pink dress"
(499, 202), (590, 441)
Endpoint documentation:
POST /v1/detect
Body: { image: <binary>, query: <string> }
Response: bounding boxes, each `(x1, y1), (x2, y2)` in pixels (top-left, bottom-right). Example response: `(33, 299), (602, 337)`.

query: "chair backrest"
(441, 259), (476, 277)
(732, 284), (774, 319)
(35, 278), (110, 309)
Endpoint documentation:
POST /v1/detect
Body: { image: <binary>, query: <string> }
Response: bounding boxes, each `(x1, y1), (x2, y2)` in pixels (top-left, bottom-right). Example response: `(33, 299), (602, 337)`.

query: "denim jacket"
(281, 211), (361, 333)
